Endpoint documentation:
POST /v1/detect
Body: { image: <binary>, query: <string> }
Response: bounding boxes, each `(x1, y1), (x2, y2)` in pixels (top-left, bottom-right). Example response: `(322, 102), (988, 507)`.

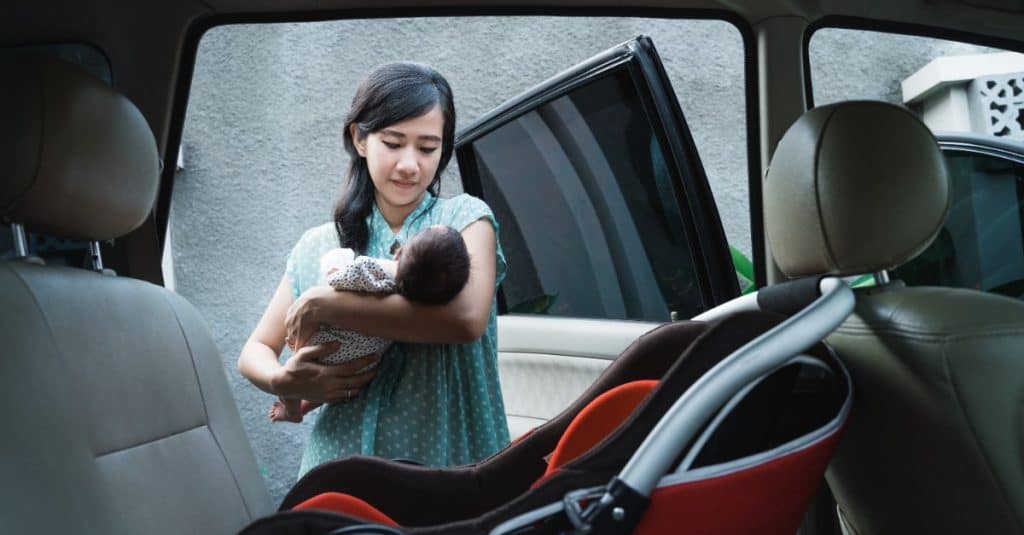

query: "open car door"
(453, 36), (740, 438)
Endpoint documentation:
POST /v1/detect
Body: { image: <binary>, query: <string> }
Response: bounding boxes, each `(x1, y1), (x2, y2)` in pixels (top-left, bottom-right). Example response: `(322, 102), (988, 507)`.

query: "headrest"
(764, 101), (950, 277)
(0, 55), (160, 241)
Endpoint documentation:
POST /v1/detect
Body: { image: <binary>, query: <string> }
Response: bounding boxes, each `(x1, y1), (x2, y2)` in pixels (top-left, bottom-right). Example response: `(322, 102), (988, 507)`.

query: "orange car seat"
(242, 276), (854, 535)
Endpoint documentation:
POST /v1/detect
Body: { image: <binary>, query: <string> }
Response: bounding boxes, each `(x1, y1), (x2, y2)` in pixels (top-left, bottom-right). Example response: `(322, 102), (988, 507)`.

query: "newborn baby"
(270, 224), (470, 422)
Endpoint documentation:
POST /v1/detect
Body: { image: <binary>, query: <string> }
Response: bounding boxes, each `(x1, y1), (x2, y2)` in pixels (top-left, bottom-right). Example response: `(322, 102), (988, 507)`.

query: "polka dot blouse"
(285, 193), (510, 477)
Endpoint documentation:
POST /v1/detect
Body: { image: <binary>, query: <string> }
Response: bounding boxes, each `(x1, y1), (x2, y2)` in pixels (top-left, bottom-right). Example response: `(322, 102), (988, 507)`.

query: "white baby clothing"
(309, 248), (396, 365)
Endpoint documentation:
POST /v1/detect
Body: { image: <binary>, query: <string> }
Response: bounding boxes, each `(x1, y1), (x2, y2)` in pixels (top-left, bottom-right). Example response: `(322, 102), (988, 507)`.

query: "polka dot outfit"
(285, 193), (510, 477)
(312, 253), (396, 365)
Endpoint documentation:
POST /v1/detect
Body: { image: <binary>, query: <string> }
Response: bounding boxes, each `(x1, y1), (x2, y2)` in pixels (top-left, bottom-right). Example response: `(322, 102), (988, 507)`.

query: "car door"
(453, 36), (739, 438)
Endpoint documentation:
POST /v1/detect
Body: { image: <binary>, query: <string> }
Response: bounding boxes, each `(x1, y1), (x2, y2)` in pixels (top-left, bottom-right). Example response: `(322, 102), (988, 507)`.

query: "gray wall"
(172, 17), (994, 504)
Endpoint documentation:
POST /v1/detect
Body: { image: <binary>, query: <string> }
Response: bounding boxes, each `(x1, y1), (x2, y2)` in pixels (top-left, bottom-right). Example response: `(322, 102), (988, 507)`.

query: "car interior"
(3, 1), (1024, 534)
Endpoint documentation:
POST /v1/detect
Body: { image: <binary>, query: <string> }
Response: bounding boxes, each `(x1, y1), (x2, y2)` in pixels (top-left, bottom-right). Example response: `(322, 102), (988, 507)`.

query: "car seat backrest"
(764, 100), (1024, 533)
(0, 55), (272, 535)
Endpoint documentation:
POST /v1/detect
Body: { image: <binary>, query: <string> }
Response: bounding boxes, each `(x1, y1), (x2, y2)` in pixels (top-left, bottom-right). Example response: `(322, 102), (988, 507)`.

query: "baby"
(270, 224), (471, 422)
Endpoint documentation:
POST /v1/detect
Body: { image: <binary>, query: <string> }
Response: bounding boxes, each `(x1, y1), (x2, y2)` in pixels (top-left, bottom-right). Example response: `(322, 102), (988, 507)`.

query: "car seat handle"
(617, 277), (854, 496)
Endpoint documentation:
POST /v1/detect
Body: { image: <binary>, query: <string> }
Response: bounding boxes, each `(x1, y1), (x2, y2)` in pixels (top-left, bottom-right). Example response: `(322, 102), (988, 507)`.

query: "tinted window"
(464, 69), (703, 321)
(895, 150), (1024, 299)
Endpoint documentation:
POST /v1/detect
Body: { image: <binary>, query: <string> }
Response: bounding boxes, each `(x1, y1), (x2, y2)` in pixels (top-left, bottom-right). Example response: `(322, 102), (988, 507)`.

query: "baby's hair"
(396, 225), (470, 305)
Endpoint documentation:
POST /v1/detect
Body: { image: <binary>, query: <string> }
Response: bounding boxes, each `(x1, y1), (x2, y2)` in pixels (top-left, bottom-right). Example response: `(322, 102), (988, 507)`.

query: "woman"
(238, 62), (509, 476)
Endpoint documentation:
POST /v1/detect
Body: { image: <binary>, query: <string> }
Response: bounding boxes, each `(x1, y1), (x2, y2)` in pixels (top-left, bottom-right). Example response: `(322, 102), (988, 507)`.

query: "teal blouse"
(286, 193), (510, 476)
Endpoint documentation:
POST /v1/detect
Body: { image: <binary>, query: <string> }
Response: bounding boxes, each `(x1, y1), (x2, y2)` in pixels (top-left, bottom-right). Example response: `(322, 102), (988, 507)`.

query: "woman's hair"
(334, 62), (456, 254)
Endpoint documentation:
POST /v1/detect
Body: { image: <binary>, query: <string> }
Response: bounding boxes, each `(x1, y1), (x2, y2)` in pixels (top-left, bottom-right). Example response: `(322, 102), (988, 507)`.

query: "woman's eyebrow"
(380, 129), (441, 143)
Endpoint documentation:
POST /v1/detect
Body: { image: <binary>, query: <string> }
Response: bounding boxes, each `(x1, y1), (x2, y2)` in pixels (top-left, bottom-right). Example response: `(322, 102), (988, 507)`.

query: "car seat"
(240, 276), (854, 534)
(763, 100), (1024, 533)
(0, 54), (273, 534)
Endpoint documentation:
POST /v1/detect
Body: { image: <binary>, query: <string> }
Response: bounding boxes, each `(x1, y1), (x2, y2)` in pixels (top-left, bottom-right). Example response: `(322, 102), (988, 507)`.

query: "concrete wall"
(172, 17), (995, 504)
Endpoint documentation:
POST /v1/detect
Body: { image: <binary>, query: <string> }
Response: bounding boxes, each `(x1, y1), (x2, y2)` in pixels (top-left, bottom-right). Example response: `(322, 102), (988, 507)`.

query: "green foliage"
(507, 292), (558, 314)
(730, 245), (756, 294)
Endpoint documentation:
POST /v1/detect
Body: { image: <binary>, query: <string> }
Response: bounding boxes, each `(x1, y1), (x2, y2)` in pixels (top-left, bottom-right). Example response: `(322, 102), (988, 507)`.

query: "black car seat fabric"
(279, 319), (712, 521)
(763, 100), (1024, 534)
(244, 309), (848, 535)
(0, 54), (273, 534)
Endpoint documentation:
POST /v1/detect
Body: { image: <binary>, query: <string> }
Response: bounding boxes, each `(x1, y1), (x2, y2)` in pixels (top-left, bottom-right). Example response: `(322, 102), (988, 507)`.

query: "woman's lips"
(392, 180), (417, 189)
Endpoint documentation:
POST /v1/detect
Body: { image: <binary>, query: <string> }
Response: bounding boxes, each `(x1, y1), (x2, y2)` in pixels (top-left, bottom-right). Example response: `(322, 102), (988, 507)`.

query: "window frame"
(936, 132), (1024, 164)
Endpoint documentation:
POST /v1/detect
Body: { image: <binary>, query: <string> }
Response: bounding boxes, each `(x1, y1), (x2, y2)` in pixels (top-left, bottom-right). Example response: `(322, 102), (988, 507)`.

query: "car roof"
(7, 0), (1024, 157)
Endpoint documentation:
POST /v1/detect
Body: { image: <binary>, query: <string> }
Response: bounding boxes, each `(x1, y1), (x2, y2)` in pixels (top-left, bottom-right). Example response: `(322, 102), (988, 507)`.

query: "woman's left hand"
(285, 285), (337, 350)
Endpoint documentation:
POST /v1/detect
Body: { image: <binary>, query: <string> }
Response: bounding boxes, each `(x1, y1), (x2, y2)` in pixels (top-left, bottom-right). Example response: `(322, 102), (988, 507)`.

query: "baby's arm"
(327, 256), (397, 293)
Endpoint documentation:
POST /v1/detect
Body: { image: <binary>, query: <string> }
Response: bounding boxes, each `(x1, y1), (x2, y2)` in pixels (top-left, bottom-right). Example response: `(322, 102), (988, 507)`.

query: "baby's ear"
(393, 246), (403, 261)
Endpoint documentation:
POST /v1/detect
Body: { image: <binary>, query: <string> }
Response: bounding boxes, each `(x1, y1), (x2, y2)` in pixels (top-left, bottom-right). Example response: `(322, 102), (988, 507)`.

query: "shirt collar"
(369, 191), (435, 245)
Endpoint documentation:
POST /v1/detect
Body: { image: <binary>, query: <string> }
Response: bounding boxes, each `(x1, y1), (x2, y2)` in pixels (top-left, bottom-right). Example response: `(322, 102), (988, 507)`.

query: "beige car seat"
(0, 55), (272, 534)
(764, 100), (1024, 534)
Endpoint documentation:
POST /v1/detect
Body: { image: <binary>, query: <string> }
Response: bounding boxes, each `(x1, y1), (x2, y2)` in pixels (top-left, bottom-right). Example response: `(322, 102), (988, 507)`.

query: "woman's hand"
(271, 343), (382, 403)
(285, 285), (337, 351)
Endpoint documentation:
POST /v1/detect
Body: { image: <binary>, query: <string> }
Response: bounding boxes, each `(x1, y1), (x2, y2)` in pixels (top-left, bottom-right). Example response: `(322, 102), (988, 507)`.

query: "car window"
(895, 149), (1024, 299)
(458, 53), (709, 321)
(172, 15), (750, 312)
(175, 17), (749, 504)
(808, 27), (1024, 299)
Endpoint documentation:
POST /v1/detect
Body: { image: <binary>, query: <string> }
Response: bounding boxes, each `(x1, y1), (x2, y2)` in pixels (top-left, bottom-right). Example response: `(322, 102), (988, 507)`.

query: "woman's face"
(353, 104), (445, 213)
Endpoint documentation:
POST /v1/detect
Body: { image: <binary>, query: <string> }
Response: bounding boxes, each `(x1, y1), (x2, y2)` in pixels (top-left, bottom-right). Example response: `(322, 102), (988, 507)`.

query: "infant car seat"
(241, 277), (854, 535)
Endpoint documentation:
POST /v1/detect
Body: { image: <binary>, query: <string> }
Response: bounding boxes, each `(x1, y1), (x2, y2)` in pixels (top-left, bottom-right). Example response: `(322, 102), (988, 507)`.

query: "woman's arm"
(238, 275), (292, 394)
(238, 274), (381, 402)
(287, 219), (497, 346)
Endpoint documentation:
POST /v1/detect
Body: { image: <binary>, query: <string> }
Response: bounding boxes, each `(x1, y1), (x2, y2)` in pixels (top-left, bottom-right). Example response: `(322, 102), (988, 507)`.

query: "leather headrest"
(0, 55), (160, 241)
(764, 101), (950, 277)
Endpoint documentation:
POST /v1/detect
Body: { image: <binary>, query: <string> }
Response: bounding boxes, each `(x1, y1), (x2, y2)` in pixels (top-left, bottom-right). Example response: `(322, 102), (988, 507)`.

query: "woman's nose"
(395, 148), (418, 175)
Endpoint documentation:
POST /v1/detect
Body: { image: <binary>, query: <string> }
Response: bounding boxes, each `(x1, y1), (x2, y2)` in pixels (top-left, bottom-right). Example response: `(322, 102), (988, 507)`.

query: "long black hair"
(334, 62), (456, 254)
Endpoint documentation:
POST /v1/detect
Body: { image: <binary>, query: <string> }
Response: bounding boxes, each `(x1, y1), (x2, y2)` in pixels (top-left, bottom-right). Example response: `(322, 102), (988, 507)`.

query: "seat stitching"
(940, 342), (1024, 532)
(2, 69), (46, 213)
(814, 107), (840, 271)
(94, 422), (207, 457)
(4, 264), (91, 432)
(504, 413), (548, 420)
(832, 323), (1024, 530)
(4, 265), (218, 458)
(4, 263), (65, 345)
(836, 325), (1024, 342)
(159, 291), (255, 519)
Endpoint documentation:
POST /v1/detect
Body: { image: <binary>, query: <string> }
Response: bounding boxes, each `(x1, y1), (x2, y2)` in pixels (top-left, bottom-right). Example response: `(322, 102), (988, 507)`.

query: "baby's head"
(395, 225), (470, 305)
(319, 247), (355, 284)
